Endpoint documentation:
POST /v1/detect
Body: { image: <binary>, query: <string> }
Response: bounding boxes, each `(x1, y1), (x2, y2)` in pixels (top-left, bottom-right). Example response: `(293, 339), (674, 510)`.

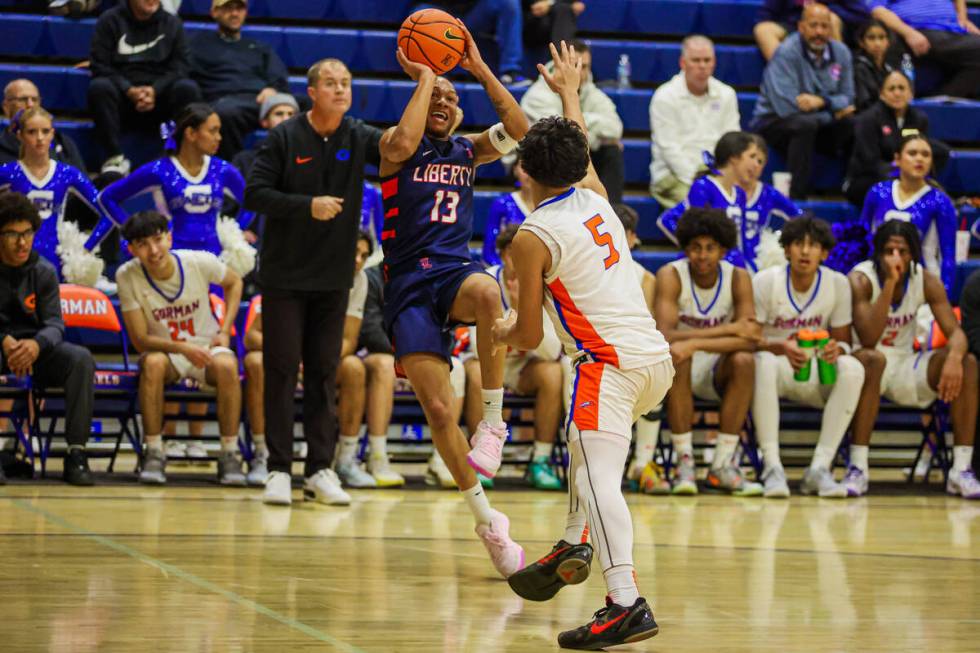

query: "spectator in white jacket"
(649, 35), (741, 208)
(520, 39), (625, 202)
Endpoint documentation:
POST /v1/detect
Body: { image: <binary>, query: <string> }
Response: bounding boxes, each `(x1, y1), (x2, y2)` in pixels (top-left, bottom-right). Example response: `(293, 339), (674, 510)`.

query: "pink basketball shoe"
(467, 421), (508, 478)
(476, 509), (525, 578)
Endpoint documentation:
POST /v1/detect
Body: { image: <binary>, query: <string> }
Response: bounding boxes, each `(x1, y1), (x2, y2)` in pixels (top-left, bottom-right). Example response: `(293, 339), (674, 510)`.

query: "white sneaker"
(164, 440), (187, 459)
(800, 467), (847, 498)
(368, 453), (405, 487)
(761, 465), (791, 498)
(304, 469), (351, 506)
(947, 469), (980, 499)
(335, 459), (377, 488)
(100, 154), (131, 176)
(263, 471), (292, 505)
(185, 441), (209, 461)
(842, 465), (869, 497)
(426, 452), (457, 489)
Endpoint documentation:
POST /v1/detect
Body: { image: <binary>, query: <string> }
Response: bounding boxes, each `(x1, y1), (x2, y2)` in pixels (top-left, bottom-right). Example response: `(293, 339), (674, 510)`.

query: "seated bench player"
(463, 223), (564, 490)
(848, 220), (980, 499)
(655, 208), (763, 496)
(752, 216), (865, 498)
(116, 210), (244, 486)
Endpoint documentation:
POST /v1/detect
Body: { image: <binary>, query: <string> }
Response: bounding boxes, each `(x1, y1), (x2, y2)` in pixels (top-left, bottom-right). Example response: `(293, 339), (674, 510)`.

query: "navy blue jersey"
(380, 135), (476, 271)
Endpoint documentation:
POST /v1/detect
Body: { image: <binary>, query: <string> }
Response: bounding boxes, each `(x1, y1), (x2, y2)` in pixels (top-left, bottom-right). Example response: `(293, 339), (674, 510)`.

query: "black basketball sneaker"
(557, 596), (659, 650)
(507, 539), (593, 601)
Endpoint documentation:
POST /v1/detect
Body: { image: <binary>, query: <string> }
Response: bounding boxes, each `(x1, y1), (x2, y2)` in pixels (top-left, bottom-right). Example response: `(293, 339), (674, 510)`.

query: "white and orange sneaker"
(467, 421), (508, 478)
(476, 509), (525, 578)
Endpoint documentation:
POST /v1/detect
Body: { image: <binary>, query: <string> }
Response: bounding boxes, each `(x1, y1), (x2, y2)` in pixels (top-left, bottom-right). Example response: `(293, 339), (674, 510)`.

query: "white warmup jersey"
(633, 260), (648, 285)
(851, 261), (926, 353)
(520, 187), (670, 369)
(753, 264), (852, 340)
(669, 258), (736, 330)
(347, 269), (368, 319)
(117, 250), (227, 347)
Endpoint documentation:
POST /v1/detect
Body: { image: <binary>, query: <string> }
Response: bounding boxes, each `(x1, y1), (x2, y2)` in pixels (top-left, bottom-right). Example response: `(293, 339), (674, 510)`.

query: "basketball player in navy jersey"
(378, 24), (529, 577)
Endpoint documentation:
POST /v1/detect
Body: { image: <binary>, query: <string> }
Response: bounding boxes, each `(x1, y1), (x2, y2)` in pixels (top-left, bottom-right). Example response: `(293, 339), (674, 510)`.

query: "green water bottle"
(815, 329), (837, 385)
(794, 329), (817, 381)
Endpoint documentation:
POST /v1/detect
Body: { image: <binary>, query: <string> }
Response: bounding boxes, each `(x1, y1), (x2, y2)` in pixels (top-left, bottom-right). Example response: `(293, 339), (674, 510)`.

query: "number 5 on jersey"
(584, 214), (620, 269)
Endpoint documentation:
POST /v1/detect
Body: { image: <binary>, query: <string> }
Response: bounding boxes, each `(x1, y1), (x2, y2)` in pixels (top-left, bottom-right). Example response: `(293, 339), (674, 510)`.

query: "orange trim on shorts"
(572, 362), (603, 431)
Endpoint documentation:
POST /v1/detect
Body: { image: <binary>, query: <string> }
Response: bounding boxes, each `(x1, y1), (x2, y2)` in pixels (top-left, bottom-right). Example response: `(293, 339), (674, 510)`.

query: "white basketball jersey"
(520, 187), (670, 369)
(117, 250), (226, 347)
(852, 260), (926, 352)
(754, 264), (852, 341)
(483, 264), (562, 362)
(669, 258), (735, 331)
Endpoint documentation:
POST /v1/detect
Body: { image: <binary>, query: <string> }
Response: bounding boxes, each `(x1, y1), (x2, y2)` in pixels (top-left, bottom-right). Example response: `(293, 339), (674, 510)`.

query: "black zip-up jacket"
(89, 2), (191, 94)
(244, 113), (383, 292)
(847, 99), (932, 181)
(853, 53), (895, 113)
(0, 251), (64, 354)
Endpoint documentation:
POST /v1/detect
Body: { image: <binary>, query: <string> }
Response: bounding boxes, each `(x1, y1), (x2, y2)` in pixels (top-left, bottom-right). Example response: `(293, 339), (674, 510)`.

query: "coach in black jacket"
(244, 58), (382, 503)
(87, 0), (201, 173)
(0, 193), (95, 486)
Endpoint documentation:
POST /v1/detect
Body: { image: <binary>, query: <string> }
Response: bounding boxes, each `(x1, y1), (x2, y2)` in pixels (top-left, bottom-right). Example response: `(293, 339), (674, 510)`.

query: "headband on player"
(488, 122), (519, 154)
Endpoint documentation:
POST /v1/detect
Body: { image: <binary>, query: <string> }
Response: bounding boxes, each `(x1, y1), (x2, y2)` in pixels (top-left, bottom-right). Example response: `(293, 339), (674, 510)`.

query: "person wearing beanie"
(189, 0), (297, 159)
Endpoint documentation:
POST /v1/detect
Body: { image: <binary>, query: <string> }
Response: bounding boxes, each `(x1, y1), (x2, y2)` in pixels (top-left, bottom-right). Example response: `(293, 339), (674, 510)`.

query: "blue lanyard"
(142, 252), (185, 304)
(785, 264), (821, 315)
(689, 263), (723, 316)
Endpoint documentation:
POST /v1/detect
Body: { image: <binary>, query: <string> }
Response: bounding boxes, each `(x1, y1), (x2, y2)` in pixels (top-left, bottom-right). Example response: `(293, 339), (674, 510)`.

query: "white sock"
(252, 433), (267, 452)
(953, 446), (974, 473)
(369, 434), (387, 458)
(671, 431), (693, 458)
(850, 444), (869, 472)
(632, 411), (660, 466)
(812, 356), (864, 472)
(220, 437), (237, 452)
(462, 482), (494, 526)
(604, 565), (640, 607)
(712, 433), (740, 470)
(753, 352), (783, 470)
(144, 434), (163, 451)
(337, 435), (359, 464)
(571, 432), (634, 579)
(533, 440), (552, 460)
(482, 387), (505, 427)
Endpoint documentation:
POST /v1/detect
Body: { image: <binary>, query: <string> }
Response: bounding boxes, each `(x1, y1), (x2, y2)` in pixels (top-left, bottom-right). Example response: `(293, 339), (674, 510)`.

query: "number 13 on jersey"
(584, 214), (620, 269)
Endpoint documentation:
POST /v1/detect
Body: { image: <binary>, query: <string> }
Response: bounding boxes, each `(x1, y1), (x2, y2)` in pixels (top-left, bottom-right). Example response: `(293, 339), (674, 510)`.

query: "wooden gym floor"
(1, 473), (979, 652)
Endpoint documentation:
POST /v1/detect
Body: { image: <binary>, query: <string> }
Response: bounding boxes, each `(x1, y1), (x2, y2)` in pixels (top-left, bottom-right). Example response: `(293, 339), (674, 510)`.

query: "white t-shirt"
(520, 187), (670, 369)
(347, 269), (368, 319)
(669, 258), (736, 330)
(851, 260), (926, 353)
(117, 249), (227, 347)
(754, 264), (852, 340)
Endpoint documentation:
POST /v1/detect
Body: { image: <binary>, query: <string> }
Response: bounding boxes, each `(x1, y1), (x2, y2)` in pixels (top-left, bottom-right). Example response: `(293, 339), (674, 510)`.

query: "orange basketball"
(398, 9), (467, 75)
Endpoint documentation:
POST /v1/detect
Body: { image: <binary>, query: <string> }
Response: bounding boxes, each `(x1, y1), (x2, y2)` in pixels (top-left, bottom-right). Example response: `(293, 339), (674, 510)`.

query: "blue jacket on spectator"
(751, 32), (855, 128)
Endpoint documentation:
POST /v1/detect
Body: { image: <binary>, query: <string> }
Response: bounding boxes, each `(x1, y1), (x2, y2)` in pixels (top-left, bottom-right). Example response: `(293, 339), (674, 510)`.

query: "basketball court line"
(10, 499), (368, 653)
(2, 522), (978, 565)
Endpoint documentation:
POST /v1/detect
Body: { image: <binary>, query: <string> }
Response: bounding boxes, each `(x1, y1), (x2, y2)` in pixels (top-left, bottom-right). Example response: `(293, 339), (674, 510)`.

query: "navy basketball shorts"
(383, 258), (491, 363)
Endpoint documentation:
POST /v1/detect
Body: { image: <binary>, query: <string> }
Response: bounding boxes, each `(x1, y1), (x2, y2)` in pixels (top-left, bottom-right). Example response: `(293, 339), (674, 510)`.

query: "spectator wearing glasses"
(0, 192), (96, 486)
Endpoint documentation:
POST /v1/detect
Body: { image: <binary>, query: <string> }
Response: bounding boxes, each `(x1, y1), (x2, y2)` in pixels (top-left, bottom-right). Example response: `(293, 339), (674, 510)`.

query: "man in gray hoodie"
(520, 39), (625, 202)
(751, 3), (856, 199)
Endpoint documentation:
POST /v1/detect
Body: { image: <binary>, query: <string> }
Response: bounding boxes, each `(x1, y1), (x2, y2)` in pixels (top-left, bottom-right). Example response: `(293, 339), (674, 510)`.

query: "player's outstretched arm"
(380, 48), (437, 169)
(456, 23), (528, 166)
(493, 230), (549, 351)
(537, 41), (607, 200)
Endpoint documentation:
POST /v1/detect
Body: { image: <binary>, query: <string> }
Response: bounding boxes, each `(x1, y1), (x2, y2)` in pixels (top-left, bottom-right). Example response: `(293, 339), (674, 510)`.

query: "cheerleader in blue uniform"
(87, 103), (256, 275)
(740, 133), (802, 270)
(481, 156), (534, 265)
(657, 131), (761, 268)
(860, 134), (957, 292)
(0, 107), (105, 285)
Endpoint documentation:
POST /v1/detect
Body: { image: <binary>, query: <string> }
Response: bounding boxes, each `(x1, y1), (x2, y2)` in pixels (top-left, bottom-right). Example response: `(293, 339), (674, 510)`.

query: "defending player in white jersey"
(656, 207), (763, 496)
(116, 210), (244, 486)
(848, 220), (980, 499)
(752, 216), (865, 498)
(493, 42), (672, 650)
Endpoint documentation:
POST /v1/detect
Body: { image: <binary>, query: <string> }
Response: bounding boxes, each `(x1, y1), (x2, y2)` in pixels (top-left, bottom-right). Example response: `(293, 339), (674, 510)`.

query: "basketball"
(397, 9), (468, 75)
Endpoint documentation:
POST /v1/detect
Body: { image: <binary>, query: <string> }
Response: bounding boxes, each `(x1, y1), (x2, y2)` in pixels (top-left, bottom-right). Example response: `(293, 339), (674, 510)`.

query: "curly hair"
(872, 219), (922, 279)
(0, 191), (40, 232)
(612, 203), (638, 234)
(122, 210), (170, 243)
(676, 207), (737, 250)
(517, 116), (590, 188)
(779, 214), (835, 250)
